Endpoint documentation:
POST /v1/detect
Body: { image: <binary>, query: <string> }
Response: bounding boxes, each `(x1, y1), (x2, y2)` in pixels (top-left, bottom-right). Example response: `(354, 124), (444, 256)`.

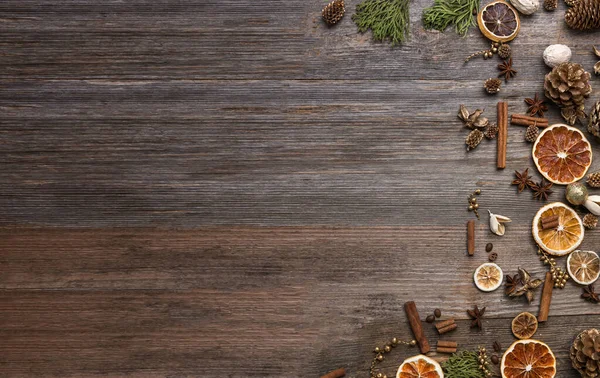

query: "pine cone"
(498, 44), (512, 59)
(588, 100), (600, 139)
(571, 329), (600, 378)
(584, 213), (599, 229)
(565, 0), (579, 6)
(484, 78), (502, 94)
(485, 124), (499, 139)
(588, 171), (600, 188)
(525, 124), (540, 142)
(544, 0), (558, 10)
(544, 62), (592, 125)
(322, 0), (345, 25)
(466, 129), (484, 151)
(565, 0), (600, 30)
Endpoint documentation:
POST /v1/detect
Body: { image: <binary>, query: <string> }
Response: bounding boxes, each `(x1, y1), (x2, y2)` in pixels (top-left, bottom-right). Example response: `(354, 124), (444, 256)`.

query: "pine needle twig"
(352, 0), (411, 46)
(422, 0), (480, 36)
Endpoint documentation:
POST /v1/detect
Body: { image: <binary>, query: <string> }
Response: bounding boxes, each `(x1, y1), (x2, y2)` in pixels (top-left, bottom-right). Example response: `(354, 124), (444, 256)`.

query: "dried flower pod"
(489, 210), (511, 236)
(543, 44), (572, 68)
(466, 129), (485, 151)
(485, 124), (499, 139)
(498, 44), (512, 59)
(484, 78), (502, 94)
(583, 213), (598, 229)
(544, 0), (558, 10)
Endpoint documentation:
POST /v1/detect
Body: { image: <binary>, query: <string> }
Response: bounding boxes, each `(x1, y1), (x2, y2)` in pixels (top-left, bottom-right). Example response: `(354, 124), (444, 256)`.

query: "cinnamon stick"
(320, 368), (346, 378)
(541, 220), (559, 230)
(437, 340), (458, 348)
(404, 301), (430, 353)
(467, 220), (475, 256)
(538, 272), (554, 323)
(437, 346), (458, 354)
(541, 214), (559, 225)
(497, 101), (508, 169)
(434, 318), (456, 331)
(511, 114), (549, 127)
(437, 323), (458, 334)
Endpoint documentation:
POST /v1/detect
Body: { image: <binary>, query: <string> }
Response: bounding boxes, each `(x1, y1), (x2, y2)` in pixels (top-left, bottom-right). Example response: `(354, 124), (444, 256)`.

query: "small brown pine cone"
(498, 44), (512, 59)
(525, 124), (540, 142)
(484, 78), (502, 94)
(583, 213), (599, 229)
(589, 100), (600, 140)
(565, 0), (600, 30)
(466, 129), (484, 151)
(544, 0), (558, 10)
(588, 171), (600, 188)
(485, 124), (499, 139)
(322, 0), (345, 25)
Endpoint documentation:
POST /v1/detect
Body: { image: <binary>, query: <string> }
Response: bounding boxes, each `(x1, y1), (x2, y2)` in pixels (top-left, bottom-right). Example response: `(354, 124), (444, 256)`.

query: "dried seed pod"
(525, 124), (540, 142)
(583, 213), (598, 229)
(484, 78), (502, 94)
(588, 171), (600, 188)
(485, 124), (499, 139)
(498, 44), (512, 59)
(544, 0), (558, 10)
(466, 129), (485, 151)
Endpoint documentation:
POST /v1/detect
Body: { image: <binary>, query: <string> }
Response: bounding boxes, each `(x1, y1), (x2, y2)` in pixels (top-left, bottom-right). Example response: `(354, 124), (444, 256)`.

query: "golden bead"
(473, 204), (479, 209)
(410, 340), (417, 346)
(377, 354), (383, 361)
(384, 345), (391, 353)
(391, 337), (398, 345)
(468, 205), (474, 211)
(383, 375), (388, 378)
(377, 373), (383, 378)
(374, 347), (381, 353)
(475, 189), (481, 194)
(491, 47), (498, 53)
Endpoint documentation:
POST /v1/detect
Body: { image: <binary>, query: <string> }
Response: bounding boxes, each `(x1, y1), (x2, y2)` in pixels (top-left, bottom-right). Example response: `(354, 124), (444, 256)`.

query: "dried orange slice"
(532, 124), (593, 185)
(511, 312), (538, 339)
(532, 202), (584, 256)
(477, 1), (520, 43)
(474, 263), (503, 292)
(501, 339), (556, 378)
(396, 355), (443, 378)
(567, 250), (600, 285)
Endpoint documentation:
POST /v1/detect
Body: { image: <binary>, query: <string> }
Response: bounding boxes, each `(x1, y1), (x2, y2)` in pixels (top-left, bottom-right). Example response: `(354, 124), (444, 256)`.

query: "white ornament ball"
(510, 0), (540, 15)
(543, 44), (572, 68)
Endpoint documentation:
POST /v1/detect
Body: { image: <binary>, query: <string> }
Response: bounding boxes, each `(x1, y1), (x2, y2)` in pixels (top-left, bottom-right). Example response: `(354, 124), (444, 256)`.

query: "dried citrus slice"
(567, 250), (600, 285)
(501, 339), (556, 378)
(532, 124), (593, 185)
(396, 355), (443, 378)
(511, 312), (538, 339)
(474, 263), (503, 292)
(532, 202), (584, 256)
(477, 1), (520, 43)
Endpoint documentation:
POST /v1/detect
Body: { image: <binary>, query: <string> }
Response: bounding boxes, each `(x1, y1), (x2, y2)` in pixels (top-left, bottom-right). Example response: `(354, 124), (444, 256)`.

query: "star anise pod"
(524, 94), (548, 117)
(511, 168), (534, 193)
(508, 268), (543, 304)
(467, 305), (485, 329)
(531, 179), (553, 201)
(582, 285), (600, 303)
(498, 58), (517, 82)
(505, 273), (520, 295)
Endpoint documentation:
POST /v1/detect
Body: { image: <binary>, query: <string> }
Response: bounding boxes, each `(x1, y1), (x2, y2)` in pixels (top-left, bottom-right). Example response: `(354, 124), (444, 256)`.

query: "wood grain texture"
(1, 0), (600, 377)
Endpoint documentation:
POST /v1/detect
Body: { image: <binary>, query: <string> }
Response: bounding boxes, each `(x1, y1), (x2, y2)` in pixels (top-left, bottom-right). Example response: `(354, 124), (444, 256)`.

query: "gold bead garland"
(537, 247), (569, 288)
(370, 338), (417, 378)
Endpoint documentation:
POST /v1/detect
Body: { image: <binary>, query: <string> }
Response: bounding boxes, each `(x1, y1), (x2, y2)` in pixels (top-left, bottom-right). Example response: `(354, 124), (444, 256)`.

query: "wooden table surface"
(1, 1), (600, 377)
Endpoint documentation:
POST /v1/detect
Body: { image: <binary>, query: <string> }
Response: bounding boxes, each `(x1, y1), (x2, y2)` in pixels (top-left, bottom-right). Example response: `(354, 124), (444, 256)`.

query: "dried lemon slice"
(474, 263), (503, 292)
(511, 312), (538, 339)
(477, 1), (520, 43)
(396, 355), (444, 378)
(501, 339), (556, 378)
(532, 124), (592, 185)
(567, 250), (600, 285)
(532, 202), (584, 256)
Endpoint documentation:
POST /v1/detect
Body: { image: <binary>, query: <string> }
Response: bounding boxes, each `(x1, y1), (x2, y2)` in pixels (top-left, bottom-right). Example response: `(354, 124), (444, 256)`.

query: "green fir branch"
(422, 0), (480, 36)
(352, 0), (411, 46)
(442, 351), (488, 378)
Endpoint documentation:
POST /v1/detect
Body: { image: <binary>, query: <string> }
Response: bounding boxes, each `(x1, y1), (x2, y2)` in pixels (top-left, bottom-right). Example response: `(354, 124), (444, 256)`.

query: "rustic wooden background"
(1, 1), (600, 377)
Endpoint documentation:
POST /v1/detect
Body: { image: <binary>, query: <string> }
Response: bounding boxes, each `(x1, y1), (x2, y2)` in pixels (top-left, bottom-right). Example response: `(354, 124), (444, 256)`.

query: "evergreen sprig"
(442, 351), (488, 378)
(422, 0), (480, 36)
(352, 0), (411, 46)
